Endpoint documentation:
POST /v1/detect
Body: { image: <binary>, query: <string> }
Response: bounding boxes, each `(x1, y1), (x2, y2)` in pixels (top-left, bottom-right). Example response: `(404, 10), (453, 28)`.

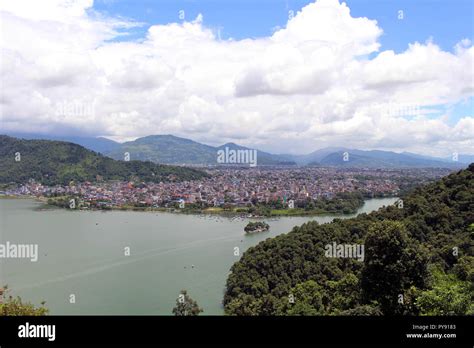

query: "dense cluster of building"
(3, 167), (450, 209)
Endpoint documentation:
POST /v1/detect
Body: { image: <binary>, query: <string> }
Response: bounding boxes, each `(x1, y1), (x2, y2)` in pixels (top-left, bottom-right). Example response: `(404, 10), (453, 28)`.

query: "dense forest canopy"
(224, 164), (474, 315)
(0, 135), (208, 185)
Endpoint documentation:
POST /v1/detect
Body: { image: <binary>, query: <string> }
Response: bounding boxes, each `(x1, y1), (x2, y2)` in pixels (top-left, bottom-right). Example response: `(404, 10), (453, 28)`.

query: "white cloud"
(0, 0), (472, 156)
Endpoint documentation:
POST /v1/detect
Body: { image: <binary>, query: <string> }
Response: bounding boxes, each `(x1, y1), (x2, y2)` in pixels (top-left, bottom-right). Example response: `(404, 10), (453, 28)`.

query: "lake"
(0, 197), (397, 315)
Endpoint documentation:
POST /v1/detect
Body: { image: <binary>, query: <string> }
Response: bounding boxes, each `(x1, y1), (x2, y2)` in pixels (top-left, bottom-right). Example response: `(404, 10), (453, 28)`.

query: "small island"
(244, 221), (270, 234)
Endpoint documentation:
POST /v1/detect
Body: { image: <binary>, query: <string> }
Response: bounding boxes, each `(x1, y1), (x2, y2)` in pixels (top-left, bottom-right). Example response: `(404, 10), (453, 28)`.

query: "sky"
(0, 0), (473, 156)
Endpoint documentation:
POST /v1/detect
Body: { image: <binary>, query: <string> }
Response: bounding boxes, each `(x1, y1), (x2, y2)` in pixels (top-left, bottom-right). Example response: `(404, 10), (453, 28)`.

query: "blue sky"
(94, 0), (474, 53)
(92, 0), (473, 125)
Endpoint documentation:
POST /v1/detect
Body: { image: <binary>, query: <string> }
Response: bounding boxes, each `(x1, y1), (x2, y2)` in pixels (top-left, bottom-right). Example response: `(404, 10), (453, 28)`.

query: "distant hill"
(105, 135), (295, 166)
(105, 135), (218, 165)
(403, 152), (474, 165)
(103, 135), (467, 168)
(0, 135), (208, 185)
(285, 147), (347, 165)
(5, 132), (471, 168)
(4, 132), (121, 154)
(216, 142), (296, 166)
(312, 149), (462, 168)
(444, 154), (474, 165)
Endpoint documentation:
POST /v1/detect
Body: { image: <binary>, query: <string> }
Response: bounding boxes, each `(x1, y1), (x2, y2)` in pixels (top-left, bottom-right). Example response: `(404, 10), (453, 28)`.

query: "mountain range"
(0, 135), (207, 185)
(4, 133), (472, 168)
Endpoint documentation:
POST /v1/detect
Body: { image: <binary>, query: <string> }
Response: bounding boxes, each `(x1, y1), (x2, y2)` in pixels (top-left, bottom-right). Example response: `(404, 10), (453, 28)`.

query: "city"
(3, 167), (452, 212)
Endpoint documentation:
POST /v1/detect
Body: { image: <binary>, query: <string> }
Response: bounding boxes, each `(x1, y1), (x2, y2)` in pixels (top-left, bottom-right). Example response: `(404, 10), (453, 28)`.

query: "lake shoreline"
(5, 195), (399, 218)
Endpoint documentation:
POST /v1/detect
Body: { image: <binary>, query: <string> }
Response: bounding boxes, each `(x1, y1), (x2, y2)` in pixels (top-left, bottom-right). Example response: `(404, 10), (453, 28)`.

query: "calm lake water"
(0, 197), (397, 315)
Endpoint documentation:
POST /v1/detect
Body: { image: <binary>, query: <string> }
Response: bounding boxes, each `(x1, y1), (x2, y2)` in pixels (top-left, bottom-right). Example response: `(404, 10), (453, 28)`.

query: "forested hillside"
(0, 135), (208, 185)
(224, 164), (474, 315)
(105, 134), (295, 165)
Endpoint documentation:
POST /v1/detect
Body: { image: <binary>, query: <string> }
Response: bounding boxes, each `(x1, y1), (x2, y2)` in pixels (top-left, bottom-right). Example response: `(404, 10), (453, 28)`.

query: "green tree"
(340, 304), (383, 316)
(276, 280), (324, 315)
(172, 290), (203, 316)
(361, 221), (428, 315)
(224, 294), (262, 316)
(416, 268), (474, 315)
(453, 255), (474, 282)
(0, 285), (48, 316)
(324, 273), (360, 314)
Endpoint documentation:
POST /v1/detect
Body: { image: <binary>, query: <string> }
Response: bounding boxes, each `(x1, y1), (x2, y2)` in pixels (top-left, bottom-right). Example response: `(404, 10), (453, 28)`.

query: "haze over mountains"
(4, 133), (472, 168)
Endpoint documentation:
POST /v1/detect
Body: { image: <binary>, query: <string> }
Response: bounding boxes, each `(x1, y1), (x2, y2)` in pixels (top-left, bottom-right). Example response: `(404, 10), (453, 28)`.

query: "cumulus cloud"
(0, 0), (472, 156)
